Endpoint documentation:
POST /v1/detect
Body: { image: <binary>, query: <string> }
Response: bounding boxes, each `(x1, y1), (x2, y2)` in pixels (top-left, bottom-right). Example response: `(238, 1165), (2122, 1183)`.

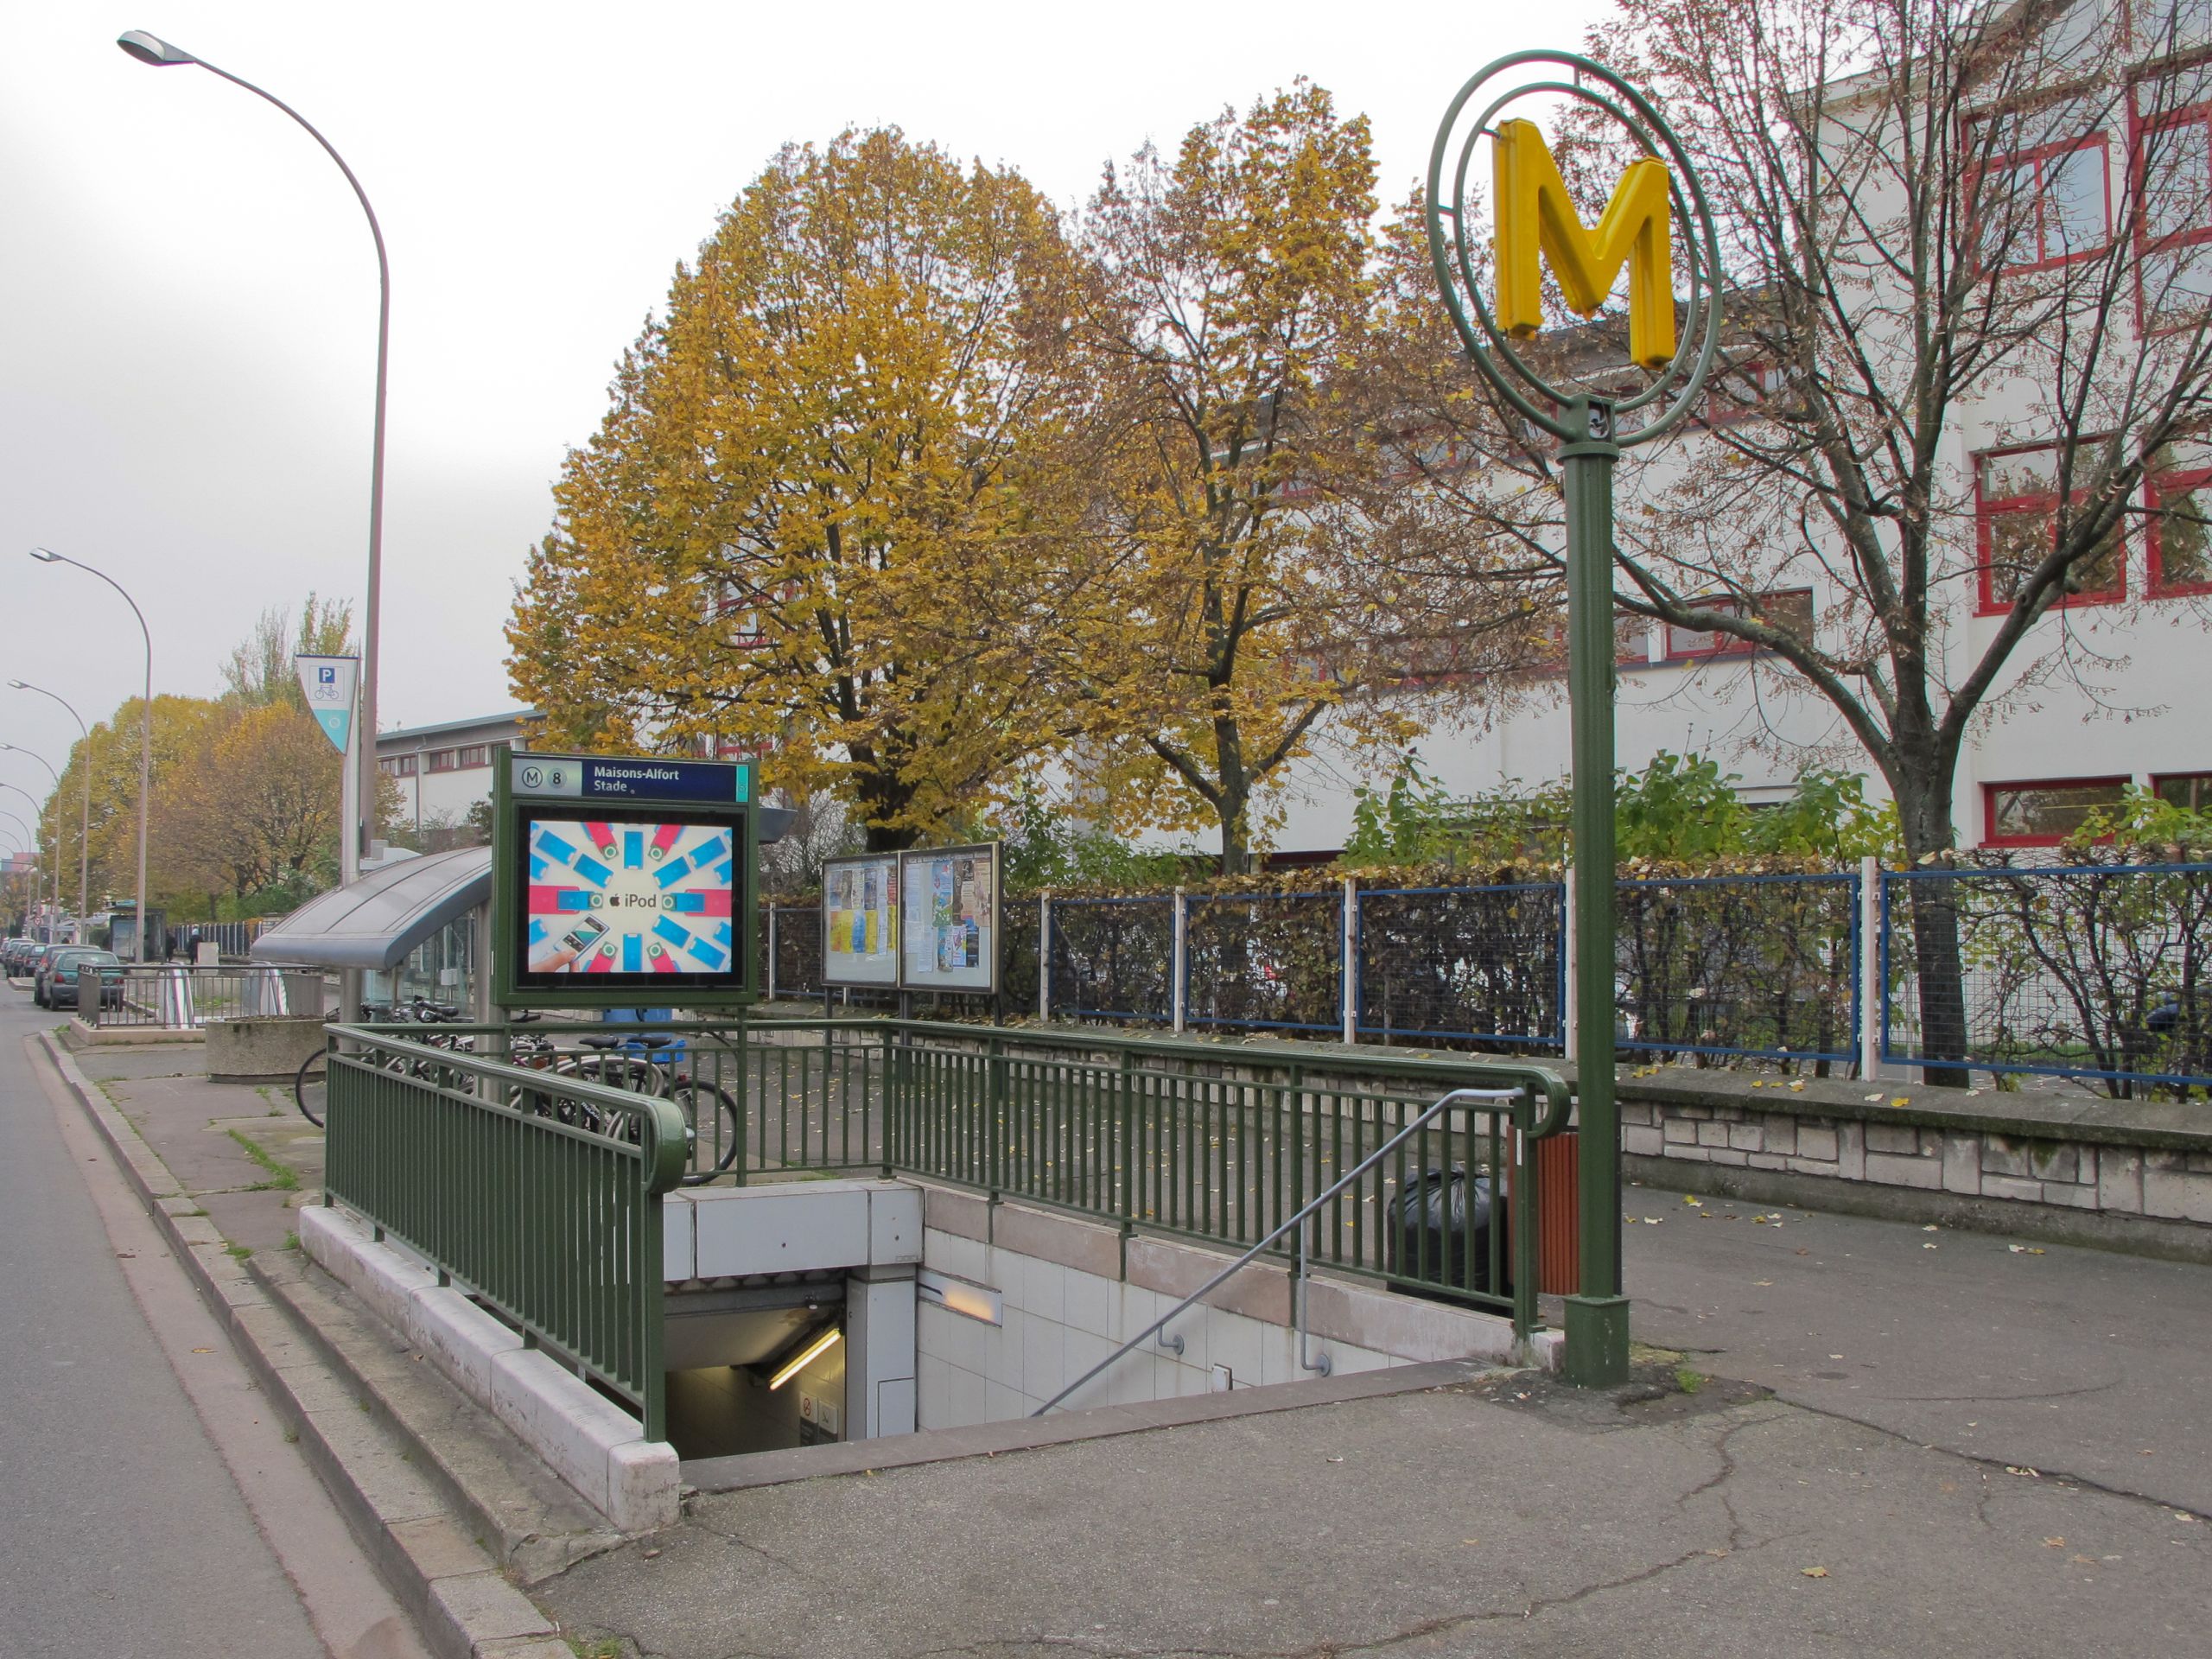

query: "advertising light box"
(493, 753), (758, 1010)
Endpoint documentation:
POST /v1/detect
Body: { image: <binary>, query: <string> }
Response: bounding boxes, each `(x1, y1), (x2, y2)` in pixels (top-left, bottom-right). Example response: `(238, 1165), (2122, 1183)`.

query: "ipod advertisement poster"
(524, 818), (736, 976)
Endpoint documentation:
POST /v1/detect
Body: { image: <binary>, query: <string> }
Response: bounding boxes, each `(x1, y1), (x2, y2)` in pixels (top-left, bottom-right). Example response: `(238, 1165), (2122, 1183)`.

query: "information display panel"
(493, 753), (758, 1010)
(822, 853), (899, 986)
(897, 842), (1001, 994)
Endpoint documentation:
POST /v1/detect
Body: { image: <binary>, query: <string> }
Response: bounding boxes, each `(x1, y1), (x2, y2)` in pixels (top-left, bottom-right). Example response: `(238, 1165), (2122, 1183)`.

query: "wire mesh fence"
(1046, 897), (1174, 1024)
(1615, 874), (1858, 1064)
(745, 861), (2211, 1093)
(1184, 891), (1343, 1034)
(768, 905), (824, 999)
(1355, 882), (1564, 1050)
(1882, 863), (2212, 1095)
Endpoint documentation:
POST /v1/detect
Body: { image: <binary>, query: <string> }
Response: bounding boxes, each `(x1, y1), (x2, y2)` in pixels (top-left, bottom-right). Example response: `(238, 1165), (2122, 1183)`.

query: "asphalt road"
(0, 994), (422, 1657)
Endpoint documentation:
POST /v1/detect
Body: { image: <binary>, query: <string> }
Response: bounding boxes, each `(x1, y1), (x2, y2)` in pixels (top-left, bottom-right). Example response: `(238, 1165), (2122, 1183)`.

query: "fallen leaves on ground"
(2008, 1245), (2047, 1255)
(1801, 1567), (1829, 1578)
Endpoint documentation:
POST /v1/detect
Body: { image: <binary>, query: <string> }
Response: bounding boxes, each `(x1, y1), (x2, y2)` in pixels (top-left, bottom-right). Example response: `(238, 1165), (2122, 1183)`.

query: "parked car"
(36, 947), (119, 1009)
(20, 942), (65, 987)
(1, 938), (31, 975)
(43, 948), (124, 1011)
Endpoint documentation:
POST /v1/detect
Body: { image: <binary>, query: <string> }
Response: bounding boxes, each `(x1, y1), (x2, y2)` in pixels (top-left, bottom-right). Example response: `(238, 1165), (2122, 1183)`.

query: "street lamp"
(0, 786), (52, 931)
(118, 29), (386, 890)
(0, 745), (63, 925)
(8, 682), (92, 919)
(29, 548), (154, 961)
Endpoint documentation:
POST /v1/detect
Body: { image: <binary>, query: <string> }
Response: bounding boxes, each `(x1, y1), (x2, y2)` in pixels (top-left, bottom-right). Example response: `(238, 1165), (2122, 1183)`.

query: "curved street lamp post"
(118, 29), (386, 893)
(29, 549), (155, 961)
(8, 681), (93, 920)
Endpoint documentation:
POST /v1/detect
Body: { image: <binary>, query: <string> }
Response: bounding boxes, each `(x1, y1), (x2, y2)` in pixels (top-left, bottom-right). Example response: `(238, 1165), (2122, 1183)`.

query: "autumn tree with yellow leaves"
(1053, 82), (1407, 873)
(509, 129), (1084, 849)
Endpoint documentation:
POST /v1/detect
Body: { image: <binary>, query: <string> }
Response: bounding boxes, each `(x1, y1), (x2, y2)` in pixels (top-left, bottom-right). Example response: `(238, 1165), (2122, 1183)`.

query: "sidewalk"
(58, 1039), (2211, 1659)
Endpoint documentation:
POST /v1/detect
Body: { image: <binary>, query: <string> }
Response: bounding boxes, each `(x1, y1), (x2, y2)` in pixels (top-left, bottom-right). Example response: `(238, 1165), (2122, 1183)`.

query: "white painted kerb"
(298, 1205), (679, 1533)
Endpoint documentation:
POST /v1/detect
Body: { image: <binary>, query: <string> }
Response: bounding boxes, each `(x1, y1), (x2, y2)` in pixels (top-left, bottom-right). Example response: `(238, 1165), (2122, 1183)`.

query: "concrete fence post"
(1172, 887), (1187, 1035)
(1859, 855), (1882, 1079)
(1560, 864), (1579, 1063)
(1039, 893), (1052, 1023)
(1341, 874), (1357, 1045)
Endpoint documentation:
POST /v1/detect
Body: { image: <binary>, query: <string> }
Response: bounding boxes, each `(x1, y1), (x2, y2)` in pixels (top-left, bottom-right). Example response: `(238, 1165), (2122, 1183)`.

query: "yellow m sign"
(1492, 118), (1675, 371)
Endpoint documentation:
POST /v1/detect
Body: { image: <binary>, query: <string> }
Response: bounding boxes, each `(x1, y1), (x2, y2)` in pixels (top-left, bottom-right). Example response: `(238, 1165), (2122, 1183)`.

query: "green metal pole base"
(1561, 1294), (1631, 1389)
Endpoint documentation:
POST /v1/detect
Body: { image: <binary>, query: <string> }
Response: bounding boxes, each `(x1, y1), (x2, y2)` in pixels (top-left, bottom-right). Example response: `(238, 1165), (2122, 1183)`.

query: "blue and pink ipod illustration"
(524, 819), (734, 975)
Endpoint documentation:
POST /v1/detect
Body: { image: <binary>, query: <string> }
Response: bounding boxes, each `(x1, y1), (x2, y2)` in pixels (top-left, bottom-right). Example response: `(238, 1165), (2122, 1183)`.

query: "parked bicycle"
(294, 1007), (741, 1185)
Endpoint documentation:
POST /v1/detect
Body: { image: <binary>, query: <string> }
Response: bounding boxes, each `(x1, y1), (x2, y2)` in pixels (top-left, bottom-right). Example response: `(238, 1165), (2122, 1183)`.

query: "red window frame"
(425, 748), (458, 774)
(2145, 458), (2212, 594)
(2129, 91), (2212, 332)
(1974, 443), (2127, 614)
(1701, 359), (1777, 428)
(1978, 133), (2113, 272)
(1981, 775), (2132, 847)
(2152, 771), (2212, 811)
(1662, 588), (1814, 663)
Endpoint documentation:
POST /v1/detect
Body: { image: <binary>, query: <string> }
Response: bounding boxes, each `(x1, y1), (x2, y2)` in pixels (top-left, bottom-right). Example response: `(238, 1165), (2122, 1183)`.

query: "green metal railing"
(337, 1014), (1571, 1440)
(322, 1025), (689, 1439)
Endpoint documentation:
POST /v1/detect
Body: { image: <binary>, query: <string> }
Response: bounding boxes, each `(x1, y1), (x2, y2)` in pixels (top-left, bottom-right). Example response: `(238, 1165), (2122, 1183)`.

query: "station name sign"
(509, 753), (753, 805)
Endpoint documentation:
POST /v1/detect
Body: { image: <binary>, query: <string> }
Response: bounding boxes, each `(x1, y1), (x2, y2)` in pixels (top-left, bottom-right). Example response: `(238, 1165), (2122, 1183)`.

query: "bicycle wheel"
(669, 1078), (741, 1182)
(292, 1050), (327, 1128)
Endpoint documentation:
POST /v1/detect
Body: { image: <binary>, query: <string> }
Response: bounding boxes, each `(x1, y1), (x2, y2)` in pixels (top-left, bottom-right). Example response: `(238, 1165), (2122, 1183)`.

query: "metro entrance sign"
(1427, 53), (1722, 1388)
(493, 751), (760, 1010)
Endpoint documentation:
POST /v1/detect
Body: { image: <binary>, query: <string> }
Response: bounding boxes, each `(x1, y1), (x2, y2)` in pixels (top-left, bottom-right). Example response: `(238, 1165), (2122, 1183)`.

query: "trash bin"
(1386, 1166), (1510, 1300)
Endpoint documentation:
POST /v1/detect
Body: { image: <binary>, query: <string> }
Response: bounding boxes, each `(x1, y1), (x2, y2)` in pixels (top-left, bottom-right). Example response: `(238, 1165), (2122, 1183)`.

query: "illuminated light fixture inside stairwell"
(768, 1326), (842, 1391)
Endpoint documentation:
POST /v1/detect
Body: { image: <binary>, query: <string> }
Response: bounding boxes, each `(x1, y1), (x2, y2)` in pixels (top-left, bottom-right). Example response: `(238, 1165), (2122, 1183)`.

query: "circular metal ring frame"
(1426, 50), (1724, 448)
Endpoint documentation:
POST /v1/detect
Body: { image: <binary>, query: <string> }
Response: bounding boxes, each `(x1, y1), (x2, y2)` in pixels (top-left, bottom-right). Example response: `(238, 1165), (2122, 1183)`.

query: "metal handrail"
(1031, 1084), (1529, 1416)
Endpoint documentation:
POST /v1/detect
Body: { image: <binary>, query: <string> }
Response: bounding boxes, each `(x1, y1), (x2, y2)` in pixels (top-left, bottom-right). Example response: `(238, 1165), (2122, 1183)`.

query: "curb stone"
(36, 1032), (574, 1659)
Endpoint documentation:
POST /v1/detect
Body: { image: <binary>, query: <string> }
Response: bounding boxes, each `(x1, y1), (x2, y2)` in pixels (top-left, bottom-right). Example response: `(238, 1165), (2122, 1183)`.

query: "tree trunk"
(1895, 761), (1974, 1089)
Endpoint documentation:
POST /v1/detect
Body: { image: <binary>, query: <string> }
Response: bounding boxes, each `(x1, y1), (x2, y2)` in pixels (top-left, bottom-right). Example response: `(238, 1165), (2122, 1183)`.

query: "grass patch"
(283, 1230), (300, 1252)
(226, 1128), (298, 1191)
(1674, 1366), (1706, 1395)
(226, 1243), (252, 1260)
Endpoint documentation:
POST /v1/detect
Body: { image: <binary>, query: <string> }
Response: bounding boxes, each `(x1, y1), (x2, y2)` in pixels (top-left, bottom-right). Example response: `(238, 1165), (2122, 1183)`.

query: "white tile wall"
(915, 1226), (1402, 1425)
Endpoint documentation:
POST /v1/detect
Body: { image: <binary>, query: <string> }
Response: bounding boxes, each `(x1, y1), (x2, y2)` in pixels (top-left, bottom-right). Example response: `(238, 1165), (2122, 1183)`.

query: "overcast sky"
(0, 0), (1608, 813)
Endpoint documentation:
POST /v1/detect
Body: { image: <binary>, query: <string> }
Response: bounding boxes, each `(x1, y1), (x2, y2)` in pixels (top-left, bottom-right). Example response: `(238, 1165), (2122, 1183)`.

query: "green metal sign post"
(1426, 54), (1722, 1387)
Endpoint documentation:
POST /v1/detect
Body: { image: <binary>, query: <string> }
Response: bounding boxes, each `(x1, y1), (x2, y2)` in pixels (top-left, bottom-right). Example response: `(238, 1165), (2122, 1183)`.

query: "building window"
(2146, 441), (2212, 594)
(1983, 777), (2130, 846)
(451, 745), (493, 770)
(1662, 589), (1814, 661)
(2153, 772), (2212, 811)
(2136, 96), (2212, 327)
(379, 754), (417, 779)
(426, 748), (458, 773)
(1702, 359), (1780, 427)
(1974, 445), (2126, 613)
(1979, 134), (2110, 270)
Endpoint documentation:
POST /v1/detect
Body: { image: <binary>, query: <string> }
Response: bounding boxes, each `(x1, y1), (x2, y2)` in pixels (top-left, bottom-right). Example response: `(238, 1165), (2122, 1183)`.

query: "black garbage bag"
(1386, 1166), (1510, 1299)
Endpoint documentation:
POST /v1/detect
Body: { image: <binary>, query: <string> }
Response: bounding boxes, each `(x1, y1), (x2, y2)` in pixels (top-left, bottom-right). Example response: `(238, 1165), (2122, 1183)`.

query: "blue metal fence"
(1881, 863), (2212, 1093)
(1617, 872), (1859, 1065)
(753, 861), (2208, 1096)
(1049, 895), (1174, 1024)
(1353, 881), (1566, 1049)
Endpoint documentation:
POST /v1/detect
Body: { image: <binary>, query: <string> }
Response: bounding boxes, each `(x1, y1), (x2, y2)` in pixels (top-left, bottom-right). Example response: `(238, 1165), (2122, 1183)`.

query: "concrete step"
(250, 1249), (624, 1585)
